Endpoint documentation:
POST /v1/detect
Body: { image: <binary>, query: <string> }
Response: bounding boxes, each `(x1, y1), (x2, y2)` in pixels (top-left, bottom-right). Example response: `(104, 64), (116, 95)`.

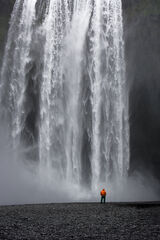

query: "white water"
(1, 0), (37, 147)
(0, 0), (129, 199)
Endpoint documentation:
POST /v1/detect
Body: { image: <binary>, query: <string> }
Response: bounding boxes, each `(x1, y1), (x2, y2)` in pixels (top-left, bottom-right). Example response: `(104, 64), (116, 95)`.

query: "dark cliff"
(0, 0), (160, 182)
(0, 0), (15, 57)
(123, 0), (160, 180)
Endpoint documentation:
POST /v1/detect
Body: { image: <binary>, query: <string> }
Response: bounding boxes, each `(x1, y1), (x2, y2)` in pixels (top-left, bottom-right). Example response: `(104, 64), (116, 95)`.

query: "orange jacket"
(100, 189), (106, 196)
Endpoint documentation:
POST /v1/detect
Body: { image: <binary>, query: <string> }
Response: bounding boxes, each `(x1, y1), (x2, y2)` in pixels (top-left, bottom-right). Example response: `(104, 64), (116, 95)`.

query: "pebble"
(0, 203), (159, 239)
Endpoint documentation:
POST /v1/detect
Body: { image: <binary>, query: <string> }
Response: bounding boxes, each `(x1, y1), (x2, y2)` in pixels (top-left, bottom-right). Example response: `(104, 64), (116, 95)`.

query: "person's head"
(103, 188), (105, 191)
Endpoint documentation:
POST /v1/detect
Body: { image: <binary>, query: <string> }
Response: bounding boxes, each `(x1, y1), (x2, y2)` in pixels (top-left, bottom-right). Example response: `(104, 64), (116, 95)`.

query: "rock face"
(0, 0), (160, 183)
(0, 0), (15, 59)
(123, 0), (160, 180)
(0, 0), (15, 11)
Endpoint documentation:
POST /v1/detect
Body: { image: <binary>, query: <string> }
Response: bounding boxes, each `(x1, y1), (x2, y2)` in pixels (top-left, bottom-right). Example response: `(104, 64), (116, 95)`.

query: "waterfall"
(0, 0), (129, 192)
(0, 0), (37, 146)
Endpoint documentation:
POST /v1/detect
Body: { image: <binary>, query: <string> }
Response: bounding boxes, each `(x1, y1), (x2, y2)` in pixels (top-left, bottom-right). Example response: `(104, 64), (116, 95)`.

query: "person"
(100, 188), (106, 203)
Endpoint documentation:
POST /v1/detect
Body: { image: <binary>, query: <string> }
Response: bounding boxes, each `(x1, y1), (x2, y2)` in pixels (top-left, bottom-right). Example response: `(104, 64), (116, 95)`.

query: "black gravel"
(0, 202), (160, 239)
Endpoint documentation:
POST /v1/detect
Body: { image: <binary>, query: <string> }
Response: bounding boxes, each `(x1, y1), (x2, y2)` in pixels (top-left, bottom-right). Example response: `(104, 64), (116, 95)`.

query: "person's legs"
(101, 196), (106, 203)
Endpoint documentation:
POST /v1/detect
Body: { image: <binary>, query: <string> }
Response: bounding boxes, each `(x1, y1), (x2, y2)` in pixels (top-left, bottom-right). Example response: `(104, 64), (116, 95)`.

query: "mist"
(0, 120), (159, 206)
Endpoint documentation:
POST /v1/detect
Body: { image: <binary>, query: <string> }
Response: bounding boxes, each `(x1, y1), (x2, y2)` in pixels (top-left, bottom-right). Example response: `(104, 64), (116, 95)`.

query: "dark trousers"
(101, 196), (106, 203)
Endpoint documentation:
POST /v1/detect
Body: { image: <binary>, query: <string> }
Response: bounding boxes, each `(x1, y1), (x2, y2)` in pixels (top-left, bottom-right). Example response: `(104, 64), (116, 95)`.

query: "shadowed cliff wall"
(123, 0), (160, 181)
(0, 0), (15, 58)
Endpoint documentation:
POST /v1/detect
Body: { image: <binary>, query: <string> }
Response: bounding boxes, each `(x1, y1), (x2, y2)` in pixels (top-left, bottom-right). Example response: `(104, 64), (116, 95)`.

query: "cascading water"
(0, 0), (129, 197)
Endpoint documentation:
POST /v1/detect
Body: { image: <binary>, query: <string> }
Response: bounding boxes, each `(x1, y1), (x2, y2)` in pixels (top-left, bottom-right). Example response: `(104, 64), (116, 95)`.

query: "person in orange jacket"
(100, 188), (106, 203)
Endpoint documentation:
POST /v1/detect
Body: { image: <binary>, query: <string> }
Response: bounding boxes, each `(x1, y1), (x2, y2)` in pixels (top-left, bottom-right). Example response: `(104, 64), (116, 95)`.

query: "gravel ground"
(0, 202), (160, 239)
